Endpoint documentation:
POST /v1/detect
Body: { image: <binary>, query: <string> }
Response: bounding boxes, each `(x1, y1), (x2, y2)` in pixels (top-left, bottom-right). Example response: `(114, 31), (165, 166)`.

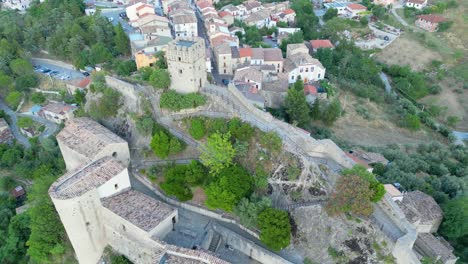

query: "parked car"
(42, 69), (51, 73)
(82, 71), (90, 77)
(49, 70), (59, 76)
(221, 79), (230, 85)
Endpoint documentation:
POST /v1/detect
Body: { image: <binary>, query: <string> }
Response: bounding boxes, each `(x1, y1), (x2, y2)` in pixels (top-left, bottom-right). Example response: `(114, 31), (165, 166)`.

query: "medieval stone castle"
(167, 37), (207, 94)
(49, 118), (227, 264)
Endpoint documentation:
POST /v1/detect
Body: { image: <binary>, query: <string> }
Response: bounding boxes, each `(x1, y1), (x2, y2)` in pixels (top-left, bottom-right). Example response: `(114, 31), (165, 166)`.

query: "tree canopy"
(258, 208), (291, 251)
(200, 132), (236, 174)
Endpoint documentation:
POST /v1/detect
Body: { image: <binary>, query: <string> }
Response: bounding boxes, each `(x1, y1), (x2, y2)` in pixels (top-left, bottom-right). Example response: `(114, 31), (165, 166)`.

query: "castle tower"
(167, 37), (207, 93)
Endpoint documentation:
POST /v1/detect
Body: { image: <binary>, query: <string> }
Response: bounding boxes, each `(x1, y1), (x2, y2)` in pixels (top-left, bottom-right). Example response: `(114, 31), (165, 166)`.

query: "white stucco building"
(405, 0), (427, 9)
(284, 53), (326, 84)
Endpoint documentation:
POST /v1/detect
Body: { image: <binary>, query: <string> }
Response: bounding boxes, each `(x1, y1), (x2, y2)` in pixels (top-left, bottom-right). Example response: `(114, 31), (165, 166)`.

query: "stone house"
(135, 51), (157, 69)
(284, 52), (325, 84)
(39, 103), (77, 124)
(130, 35), (172, 57)
(286, 43), (309, 58)
(414, 234), (458, 264)
(133, 13), (170, 28)
(276, 8), (295, 23)
(219, 11), (234, 25)
(171, 12), (198, 37)
(310, 39), (334, 52)
(303, 83), (327, 104)
(415, 14), (447, 32)
(397, 191), (443, 234)
(373, 0), (396, 6)
(56, 117), (131, 171)
(233, 66), (263, 90)
(384, 184), (404, 202)
(126, 3), (155, 22)
(244, 9), (275, 28)
(166, 37), (207, 93)
(244, 0), (263, 14)
(405, 0), (427, 9)
(214, 43), (234, 75)
(345, 3), (367, 18)
(220, 4), (241, 19)
(0, 118), (14, 145)
(50, 113), (227, 264)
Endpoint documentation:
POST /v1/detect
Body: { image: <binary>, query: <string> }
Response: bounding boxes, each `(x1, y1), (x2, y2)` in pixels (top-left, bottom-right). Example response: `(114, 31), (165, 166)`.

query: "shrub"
(30, 92), (46, 104)
(189, 118), (205, 140)
(5, 91), (22, 109)
(257, 208), (291, 251)
(402, 114), (421, 131)
(159, 163), (204, 201)
(200, 132), (236, 174)
(150, 130), (184, 158)
(88, 87), (122, 120)
(17, 117), (33, 128)
(228, 118), (254, 142)
(160, 90), (206, 111)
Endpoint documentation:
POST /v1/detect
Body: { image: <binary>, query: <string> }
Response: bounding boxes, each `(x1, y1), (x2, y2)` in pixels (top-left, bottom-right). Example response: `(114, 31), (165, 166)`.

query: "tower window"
(114, 184), (118, 190)
(178, 57), (181, 61)
(112, 152), (117, 158)
(179, 69), (183, 74)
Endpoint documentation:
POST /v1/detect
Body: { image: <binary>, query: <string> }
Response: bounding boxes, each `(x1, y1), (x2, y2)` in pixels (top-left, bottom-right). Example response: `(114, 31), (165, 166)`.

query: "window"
(311, 67), (314, 72)
(178, 57), (181, 61)
(306, 68), (309, 72)
(112, 152), (117, 158)
(179, 69), (183, 74)
(122, 225), (126, 231)
(318, 73), (321, 79)
(291, 75), (295, 80)
(114, 184), (118, 190)
(300, 68), (303, 73)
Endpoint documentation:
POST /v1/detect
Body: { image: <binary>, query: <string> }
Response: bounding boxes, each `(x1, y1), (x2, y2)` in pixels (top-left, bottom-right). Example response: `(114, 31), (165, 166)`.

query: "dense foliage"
(257, 208), (291, 251)
(160, 161), (205, 201)
(150, 129), (184, 159)
(200, 132), (236, 174)
(88, 81), (122, 120)
(159, 90), (206, 111)
(205, 165), (253, 212)
(234, 195), (272, 228)
(385, 65), (429, 100)
(290, 0), (319, 39)
(342, 165), (385, 203)
(189, 118), (205, 140)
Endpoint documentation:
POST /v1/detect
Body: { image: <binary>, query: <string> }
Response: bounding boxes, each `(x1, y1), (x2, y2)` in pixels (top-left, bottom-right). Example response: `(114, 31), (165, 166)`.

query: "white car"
(60, 75), (70, 80)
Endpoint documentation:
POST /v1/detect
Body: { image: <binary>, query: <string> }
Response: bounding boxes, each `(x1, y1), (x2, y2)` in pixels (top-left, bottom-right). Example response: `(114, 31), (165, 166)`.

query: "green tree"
(15, 74), (38, 91)
(323, 8), (338, 21)
(27, 176), (65, 263)
(234, 195), (272, 228)
(110, 254), (133, 264)
(115, 60), (136, 76)
(257, 208), (291, 251)
(291, 0), (319, 39)
(88, 88), (122, 120)
(205, 165), (253, 211)
(439, 197), (468, 240)
(114, 23), (130, 56)
(0, 213), (30, 263)
(326, 174), (374, 217)
(159, 90), (206, 111)
(5, 91), (22, 109)
(89, 43), (113, 65)
(0, 72), (13, 89)
(155, 51), (167, 69)
(149, 69), (170, 89)
(342, 165), (385, 202)
(10, 58), (33, 76)
(31, 92), (46, 104)
(284, 79), (310, 126)
(372, 6), (386, 19)
(280, 31), (304, 53)
(135, 115), (155, 136)
(200, 132), (236, 174)
(310, 99), (320, 120)
(150, 130), (170, 159)
(189, 118), (205, 140)
(228, 118), (254, 142)
(321, 99), (342, 126)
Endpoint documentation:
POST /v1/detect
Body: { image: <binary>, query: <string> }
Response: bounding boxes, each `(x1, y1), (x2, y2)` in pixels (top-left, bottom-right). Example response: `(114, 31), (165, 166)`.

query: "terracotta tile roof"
(347, 3), (367, 10)
(407, 0), (426, 4)
(136, 4), (154, 11)
(77, 77), (91, 88)
(234, 66), (263, 83)
(172, 13), (197, 24)
(218, 11), (231, 17)
(237, 47), (252, 58)
(57, 117), (127, 160)
(345, 153), (371, 168)
(197, 0), (212, 10)
(244, 0), (262, 10)
(283, 8), (295, 15)
(262, 48), (283, 61)
(416, 233), (457, 263)
(49, 157), (126, 199)
(101, 189), (176, 232)
(310, 39), (334, 49)
(41, 103), (77, 115)
(417, 14), (446, 23)
(304, 84), (317, 95)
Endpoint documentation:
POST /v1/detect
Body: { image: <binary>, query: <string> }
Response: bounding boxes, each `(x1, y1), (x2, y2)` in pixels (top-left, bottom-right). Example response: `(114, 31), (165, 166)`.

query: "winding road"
(0, 99), (59, 148)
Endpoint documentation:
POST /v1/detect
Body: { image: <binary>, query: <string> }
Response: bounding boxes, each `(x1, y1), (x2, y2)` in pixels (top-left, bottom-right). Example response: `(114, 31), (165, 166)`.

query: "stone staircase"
(208, 232), (221, 252)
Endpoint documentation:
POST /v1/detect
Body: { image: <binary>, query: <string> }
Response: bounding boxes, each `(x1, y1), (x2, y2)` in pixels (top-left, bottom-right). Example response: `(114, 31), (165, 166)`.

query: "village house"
(233, 66), (263, 90)
(414, 233), (458, 264)
(303, 83), (327, 104)
(130, 35), (172, 56)
(244, 0), (264, 14)
(345, 3), (367, 18)
(286, 43), (309, 58)
(276, 27), (301, 44)
(214, 43), (234, 75)
(415, 14), (447, 32)
(263, 1), (289, 13)
(324, 2), (349, 16)
(0, 118), (14, 145)
(244, 9), (276, 28)
(220, 4), (241, 18)
(284, 52), (325, 84)
(126, 2), (155, 22)
(219, 11), (234, 25)
(310, 39), (335, 52)
(275, 8), (296, 23)
(39, 103), (77, 124)
(132, 13), (169, 28)
(135, 51), (157, 69)
(171, 12), (198, 37)
(405, 0), (427, 9)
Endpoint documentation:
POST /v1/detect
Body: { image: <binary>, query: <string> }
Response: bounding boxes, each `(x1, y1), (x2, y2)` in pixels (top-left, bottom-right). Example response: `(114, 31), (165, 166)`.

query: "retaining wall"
(105, 76), (141, 113)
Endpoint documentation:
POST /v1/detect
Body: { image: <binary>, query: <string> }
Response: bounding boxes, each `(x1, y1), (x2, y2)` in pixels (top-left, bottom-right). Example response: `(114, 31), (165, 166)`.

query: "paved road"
(0, 99), (31, 148)
(31, 58), (85, 81)
(100, 8), (135, 33)
(0, 98), (59, 147)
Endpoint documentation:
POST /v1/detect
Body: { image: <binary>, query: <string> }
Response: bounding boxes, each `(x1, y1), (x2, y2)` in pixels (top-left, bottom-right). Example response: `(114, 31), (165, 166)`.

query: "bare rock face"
(289, 206), (394, 264)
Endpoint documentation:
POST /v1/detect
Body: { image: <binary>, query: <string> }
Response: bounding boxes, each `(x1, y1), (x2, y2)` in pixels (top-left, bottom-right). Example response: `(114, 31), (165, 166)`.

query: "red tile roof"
(136, 4), (154, 11)
(239, 48), (253, 57)
(304, 84), (317, 95)
(346, 153), (371, 168)
(417, 14), (447, 23)
(310, 39), (334, 49)
(407, 0), (426, 4)
(197, 0), (212, 10)
(218, 11), (231, 17)
(347, 3), (367, 10)
(10, 186), (25, 198)
(283, 8), (295, 15)
(77, 78), (91, 88)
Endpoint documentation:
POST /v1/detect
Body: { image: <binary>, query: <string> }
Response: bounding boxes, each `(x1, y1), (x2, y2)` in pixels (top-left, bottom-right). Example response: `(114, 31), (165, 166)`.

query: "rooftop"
(407, 0), (426, 4)
(234, 66), (263, 83)
(310, 39), (334, 49)
(347, 3), (367, 10)
(41, 102), (77, 115)
(384, 184), (402, 197)
(416, 233), (457, 263)
(56, 118), (127, 160)
(176, 40), (195, 47)
(417, 14), (447, 23)
(283, 8), (295, 15)
(324, 2), (349, 8)
(262, 48), (283, 61)
(304, 84), (317, 95)
(235, 83), (265, 104)
(397, 190), (443, 225)
(172, 13), (197, 24)
(101, 189), (176, 232)
(284, 53), (324, 72)
(49, 157), (126, 199)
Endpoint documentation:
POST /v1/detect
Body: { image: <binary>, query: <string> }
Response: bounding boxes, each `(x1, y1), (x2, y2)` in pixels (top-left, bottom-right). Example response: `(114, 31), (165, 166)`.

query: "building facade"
(167, 37), (207, 93)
